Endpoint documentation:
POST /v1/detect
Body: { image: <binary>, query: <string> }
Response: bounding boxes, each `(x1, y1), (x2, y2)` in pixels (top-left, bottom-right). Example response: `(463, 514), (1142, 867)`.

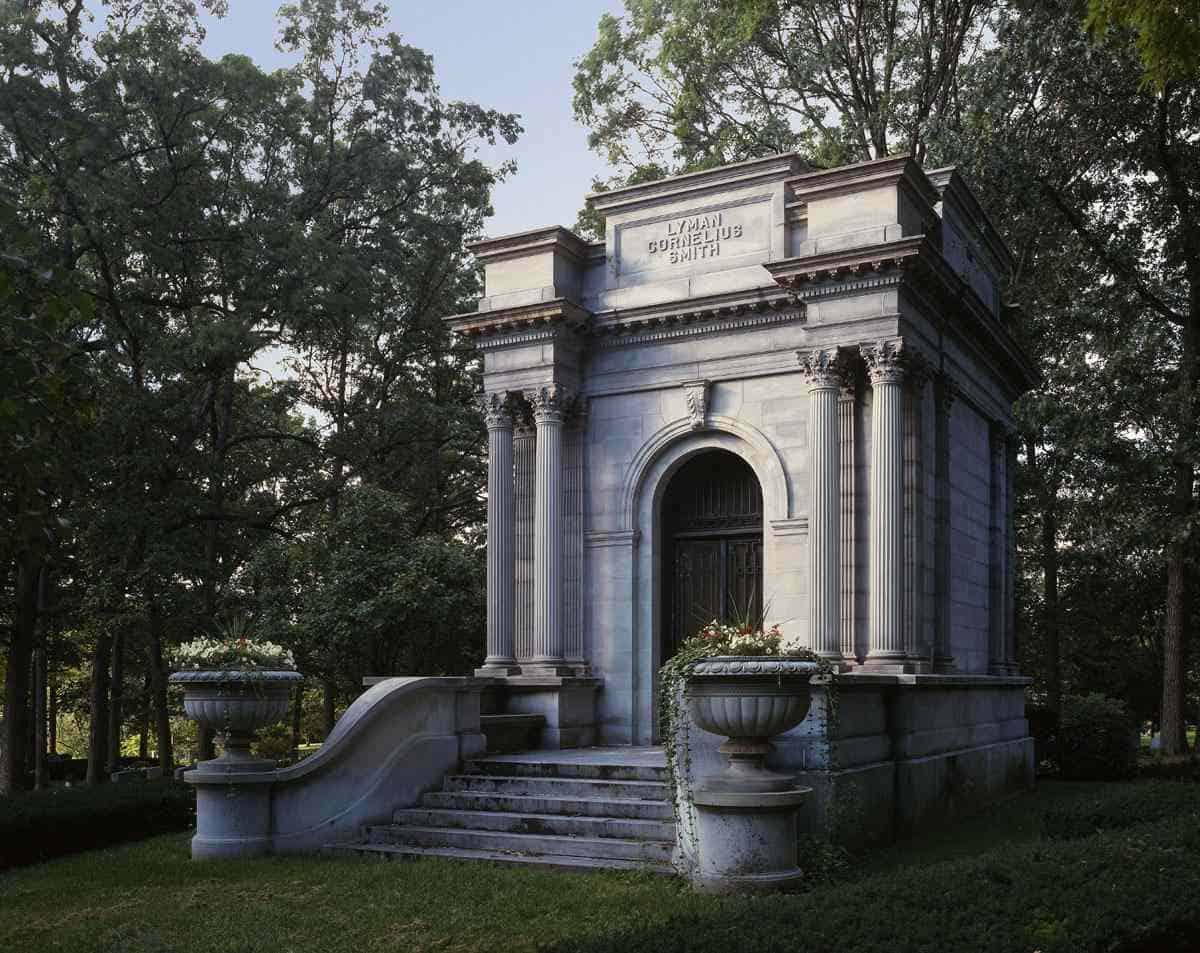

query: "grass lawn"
(2, 779), (1198, 953)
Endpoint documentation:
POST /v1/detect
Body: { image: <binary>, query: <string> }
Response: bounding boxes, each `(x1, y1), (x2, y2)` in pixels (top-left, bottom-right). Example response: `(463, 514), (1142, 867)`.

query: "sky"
(197, 1), (627, 239)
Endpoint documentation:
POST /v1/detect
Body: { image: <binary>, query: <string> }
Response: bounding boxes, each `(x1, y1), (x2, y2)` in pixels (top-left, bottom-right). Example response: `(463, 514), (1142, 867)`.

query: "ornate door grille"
(662, 451), (764, 659)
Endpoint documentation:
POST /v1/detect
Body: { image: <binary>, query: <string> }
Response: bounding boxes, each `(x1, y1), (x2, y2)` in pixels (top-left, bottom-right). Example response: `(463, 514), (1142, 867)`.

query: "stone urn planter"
(169, 668), (302, 860)
(170, 669), (302, 767)
(682, 656), (821, 893)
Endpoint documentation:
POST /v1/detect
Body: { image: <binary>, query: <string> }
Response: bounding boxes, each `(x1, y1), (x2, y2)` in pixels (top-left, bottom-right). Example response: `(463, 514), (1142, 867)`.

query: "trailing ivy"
(657, 619), (841, 854)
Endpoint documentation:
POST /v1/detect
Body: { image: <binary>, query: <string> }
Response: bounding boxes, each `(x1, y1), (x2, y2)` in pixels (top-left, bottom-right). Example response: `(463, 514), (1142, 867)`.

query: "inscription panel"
(615, 199), (770, 277)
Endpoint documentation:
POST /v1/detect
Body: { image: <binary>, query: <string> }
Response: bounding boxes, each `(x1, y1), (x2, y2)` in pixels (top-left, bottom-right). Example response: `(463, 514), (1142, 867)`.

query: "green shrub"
(1055, 693), (1138, 780)
(0, 780), (194, 870)
(1041, 780), (1198, 839)
(544, 803), (1200, 953)
(1138, 755), (1200, 782)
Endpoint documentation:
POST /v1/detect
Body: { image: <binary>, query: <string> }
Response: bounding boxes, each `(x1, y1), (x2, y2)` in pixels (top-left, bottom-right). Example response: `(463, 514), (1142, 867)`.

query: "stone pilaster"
(526, 383), (573, 675)
(988, 422), (1007, 676)
(1005, 432), (1020, 674)
(513, 406), (536, 665)
(933, 375), (958, 672)
(798, 347), (843, 659)
(838, 376), (859, 663)
(861, 339), (907, 666)
(477, 392), (519, 676)
(564, 399), (589, 673)
(904, 357), (930, 666)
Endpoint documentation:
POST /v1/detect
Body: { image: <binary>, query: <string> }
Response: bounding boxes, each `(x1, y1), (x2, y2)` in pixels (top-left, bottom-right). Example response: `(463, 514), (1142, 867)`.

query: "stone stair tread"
(419, 791), (675, 820)
(479, 713), (545, 724)
(367, 824), (674, 861)
(328, 842), (676, 875)
(393, 807), (674, 839)
(447, 773), (668, 791)
(464, 758), (668, 782)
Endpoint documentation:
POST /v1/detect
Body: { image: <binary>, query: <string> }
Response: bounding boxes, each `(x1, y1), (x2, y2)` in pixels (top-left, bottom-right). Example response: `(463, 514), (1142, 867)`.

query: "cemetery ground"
(2, 778), (1198, 953)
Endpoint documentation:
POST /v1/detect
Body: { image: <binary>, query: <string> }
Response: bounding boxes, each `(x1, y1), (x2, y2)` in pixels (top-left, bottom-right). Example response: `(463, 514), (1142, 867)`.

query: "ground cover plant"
(1, 780), (1196, 953)
(0, 781), (194, 871)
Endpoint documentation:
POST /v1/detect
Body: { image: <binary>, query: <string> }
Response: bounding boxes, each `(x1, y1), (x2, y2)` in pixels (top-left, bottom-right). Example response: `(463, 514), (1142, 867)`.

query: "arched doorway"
(660, 449), (764, 661)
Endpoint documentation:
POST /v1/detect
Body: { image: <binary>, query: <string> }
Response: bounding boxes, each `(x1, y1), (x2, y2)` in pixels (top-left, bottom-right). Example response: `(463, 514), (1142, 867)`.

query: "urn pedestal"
(683, 657), (819, 894)
(169, 669), (302, 859)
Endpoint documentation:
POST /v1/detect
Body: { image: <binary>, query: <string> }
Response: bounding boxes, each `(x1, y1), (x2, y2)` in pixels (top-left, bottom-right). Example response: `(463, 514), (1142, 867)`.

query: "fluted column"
(799, 347), (843, 659)
(477, 392), (519, 676)
(527, 384), (573, 675)
(862, 340), (907, 665)
(839, 378), (859, 663)
(513, 408), (536, 665)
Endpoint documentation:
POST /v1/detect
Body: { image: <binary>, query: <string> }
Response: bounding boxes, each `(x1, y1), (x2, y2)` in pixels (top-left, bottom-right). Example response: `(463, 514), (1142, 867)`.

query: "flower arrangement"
(174, 635), (295, 672)
(690, 619), (807, 658)
(659, 611), (836, 853)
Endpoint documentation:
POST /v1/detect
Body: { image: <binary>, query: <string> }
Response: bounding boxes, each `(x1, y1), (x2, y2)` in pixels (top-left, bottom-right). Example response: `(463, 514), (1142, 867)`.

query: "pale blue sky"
(198, 1), (626, 238)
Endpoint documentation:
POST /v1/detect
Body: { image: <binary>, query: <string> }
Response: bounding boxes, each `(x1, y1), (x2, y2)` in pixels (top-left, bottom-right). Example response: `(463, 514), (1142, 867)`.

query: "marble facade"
(446, 154), (1035, 758)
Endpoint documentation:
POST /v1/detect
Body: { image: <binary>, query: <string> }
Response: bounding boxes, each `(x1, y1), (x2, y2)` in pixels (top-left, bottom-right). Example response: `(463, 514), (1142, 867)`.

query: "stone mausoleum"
(180, 154), (1037, 869)
(450, 154), (1035, 832)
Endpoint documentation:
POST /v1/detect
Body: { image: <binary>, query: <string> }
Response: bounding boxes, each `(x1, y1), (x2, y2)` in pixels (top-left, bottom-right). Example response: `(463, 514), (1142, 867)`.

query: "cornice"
(766, 236), (1037, 392)
(591, 305), (805, 349)
(784, 154), (940, 210)
(445, 297), (591, 340)
(765, 235), (930, 287)
(467, 226), (593, 266)
(586, 153), (808, 216)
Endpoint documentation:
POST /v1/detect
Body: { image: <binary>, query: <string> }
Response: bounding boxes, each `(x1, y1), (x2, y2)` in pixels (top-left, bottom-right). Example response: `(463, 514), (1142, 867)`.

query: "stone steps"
(464, 757), (667, 783)
(391, 806), (675, 841)
(443, 773), (670, 801)
(330, 842), (676, 875)
(365, 824), (674, 864)
(419, 790), (675, 820)
(336, 749), (677, 873)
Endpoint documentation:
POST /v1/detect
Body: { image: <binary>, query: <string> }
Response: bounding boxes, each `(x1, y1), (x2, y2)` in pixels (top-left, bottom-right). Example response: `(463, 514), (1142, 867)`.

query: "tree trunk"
(137, 672), (151, 761)
(48, 671), (57, 755)
(1, 555), (40, 795)
(323, 677), (337, 738)
(1026, 439), (1062, 713)
(86, 634), (112, 785)
(291, 681), (304, 754)
(147, 615), (175, 774)
(34, 645), (48, 790)
(1160, 298), (1197, 756)
(107, 630), (125, 773)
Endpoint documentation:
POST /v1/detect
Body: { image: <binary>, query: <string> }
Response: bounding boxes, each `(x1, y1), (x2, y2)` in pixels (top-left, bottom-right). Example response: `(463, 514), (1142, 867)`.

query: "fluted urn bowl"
(170, 669), (302, 765)
(686, 656), (821, 793)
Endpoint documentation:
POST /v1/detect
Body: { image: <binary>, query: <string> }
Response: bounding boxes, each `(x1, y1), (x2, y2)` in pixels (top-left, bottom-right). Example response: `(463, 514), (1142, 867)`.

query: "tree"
(1, 0), (516, 767)
(0, 202), (95, 794)
(572, 0), (1001, 197)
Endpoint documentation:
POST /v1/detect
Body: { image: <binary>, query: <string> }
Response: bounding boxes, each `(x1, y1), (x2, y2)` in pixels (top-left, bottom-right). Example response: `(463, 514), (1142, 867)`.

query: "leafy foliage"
(0, 780), (194, 870)
(0, 0), (516, 786)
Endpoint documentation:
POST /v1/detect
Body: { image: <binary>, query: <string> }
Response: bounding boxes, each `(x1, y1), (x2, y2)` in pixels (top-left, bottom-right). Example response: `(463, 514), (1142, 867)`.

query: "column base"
(519, 662), (576, 677)
(860, 657), (931, 674)
(475, 663), (523, 677)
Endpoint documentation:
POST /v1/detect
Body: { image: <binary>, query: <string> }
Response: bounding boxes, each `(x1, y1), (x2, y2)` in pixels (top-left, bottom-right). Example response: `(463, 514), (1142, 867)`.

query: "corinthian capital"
(525, 383), (575, 424)
(479, 391), (514, 430)
(859, 339), (907, 385)
(797, 346), (846, 389)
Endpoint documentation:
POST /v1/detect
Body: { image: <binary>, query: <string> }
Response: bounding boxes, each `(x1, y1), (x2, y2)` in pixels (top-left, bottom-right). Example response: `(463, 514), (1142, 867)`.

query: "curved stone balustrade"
(180, 677), (486, 859)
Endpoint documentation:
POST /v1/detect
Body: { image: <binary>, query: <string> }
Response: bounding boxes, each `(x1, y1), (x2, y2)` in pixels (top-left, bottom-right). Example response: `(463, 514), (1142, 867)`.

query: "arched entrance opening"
(660, 449), (764, 662)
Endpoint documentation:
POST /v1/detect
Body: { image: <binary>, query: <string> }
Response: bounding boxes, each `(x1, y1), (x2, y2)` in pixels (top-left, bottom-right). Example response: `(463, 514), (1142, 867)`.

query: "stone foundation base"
(677, 673), (1034, 848)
